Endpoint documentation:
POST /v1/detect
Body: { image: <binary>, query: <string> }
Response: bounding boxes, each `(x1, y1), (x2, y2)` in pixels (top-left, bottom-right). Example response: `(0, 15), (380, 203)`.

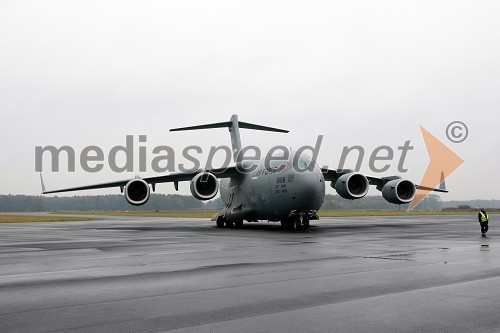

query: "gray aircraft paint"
(219, 154), (325, 222)
(41, 114), (447, 229)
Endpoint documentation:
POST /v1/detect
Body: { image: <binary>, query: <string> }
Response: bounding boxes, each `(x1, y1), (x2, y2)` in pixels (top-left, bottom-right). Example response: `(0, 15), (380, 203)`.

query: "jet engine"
(332, 172), (369, 200)
(124, 178), (151, 206)
(190, 172), (219, 200)
(382, 179), (416, 204)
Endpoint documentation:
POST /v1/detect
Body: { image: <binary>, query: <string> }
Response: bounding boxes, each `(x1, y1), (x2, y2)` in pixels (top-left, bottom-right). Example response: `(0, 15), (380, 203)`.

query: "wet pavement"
(0, 214), (498, 332)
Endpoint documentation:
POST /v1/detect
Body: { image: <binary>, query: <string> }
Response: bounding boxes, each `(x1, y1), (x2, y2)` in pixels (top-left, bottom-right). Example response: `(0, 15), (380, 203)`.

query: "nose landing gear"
(281, 211), (315, 231)
(280, 216), (309, 231)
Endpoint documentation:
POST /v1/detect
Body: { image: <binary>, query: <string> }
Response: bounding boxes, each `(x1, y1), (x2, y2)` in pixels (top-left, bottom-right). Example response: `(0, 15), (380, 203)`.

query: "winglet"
(439, 171), (446, 191)
(39, 173), (46, 194)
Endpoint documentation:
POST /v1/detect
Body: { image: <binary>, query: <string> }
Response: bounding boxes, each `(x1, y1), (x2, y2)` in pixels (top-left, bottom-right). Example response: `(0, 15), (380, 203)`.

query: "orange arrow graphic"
(408, 126), (464, 210)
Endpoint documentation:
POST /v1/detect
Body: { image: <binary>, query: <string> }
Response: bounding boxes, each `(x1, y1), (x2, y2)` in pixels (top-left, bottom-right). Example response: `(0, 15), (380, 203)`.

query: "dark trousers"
(480, 222), (489, 233)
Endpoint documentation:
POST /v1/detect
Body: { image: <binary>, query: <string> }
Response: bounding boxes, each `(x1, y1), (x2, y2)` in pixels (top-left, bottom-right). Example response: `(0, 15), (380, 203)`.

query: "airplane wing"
(42, 167), (240, 195)
(321, 168), (448, 193)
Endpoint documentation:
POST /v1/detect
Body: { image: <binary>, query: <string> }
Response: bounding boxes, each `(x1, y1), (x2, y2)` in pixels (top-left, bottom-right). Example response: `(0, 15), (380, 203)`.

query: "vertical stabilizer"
(229, 115), (242, 162)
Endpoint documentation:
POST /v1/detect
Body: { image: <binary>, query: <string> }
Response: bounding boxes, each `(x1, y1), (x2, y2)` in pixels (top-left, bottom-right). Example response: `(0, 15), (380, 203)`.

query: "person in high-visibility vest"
(478, 208), (489, 237)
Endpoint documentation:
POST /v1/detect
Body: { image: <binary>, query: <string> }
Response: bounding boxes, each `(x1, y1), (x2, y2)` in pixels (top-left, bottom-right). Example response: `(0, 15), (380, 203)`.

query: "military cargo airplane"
(42, 115), (447, 230)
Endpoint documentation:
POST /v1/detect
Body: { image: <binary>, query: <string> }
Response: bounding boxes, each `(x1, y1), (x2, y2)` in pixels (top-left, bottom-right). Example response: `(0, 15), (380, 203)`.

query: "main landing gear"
(215, 215), (243, 228)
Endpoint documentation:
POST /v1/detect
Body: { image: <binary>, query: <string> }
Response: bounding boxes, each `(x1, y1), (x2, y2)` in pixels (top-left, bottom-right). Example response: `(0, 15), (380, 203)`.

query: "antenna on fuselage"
(170, 114), (289, 163)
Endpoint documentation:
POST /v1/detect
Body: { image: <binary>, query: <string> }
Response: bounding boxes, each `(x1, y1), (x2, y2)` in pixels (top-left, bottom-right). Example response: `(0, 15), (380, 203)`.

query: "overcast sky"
(1, 0), (499, 201)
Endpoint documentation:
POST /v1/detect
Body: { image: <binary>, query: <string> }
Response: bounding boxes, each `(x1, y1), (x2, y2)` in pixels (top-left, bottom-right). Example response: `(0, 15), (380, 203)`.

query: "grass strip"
(50, 210), (219, 218)
(0, 215), (96, 223)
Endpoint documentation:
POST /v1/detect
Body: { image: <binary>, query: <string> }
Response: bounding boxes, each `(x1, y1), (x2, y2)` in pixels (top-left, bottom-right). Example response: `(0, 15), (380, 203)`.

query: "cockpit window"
(295, 155), (313, 171)
(297, 161), (309, 169)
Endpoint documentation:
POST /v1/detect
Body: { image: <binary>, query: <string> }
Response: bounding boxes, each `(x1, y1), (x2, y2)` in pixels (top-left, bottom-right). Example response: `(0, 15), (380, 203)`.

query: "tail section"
(229, 115), (242, 163)
(170, 114), (288, 163)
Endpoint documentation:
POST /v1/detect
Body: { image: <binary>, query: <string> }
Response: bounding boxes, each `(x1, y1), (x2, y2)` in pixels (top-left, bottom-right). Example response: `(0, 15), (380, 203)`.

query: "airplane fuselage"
(219, 154), (325, 223)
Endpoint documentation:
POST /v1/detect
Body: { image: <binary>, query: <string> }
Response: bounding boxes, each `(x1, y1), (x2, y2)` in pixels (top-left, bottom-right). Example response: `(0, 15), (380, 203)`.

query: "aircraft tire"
(216, 217), (225, 228)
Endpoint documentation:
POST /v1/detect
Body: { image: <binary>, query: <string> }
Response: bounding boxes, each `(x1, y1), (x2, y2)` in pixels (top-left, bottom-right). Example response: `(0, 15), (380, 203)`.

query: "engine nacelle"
(190, 172), (218, 201)
(332, 172), (369, 199)
(382, 179), (416, 204)
(124, 178), (150, 206)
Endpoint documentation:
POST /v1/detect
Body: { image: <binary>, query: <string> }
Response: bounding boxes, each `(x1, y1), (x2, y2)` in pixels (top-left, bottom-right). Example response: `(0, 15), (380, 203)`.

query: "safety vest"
(480, 212), (488, 222)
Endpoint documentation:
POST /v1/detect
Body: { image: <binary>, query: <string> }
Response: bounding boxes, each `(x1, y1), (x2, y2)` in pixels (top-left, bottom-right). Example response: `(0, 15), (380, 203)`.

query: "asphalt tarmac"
(0, 214), (499, 333)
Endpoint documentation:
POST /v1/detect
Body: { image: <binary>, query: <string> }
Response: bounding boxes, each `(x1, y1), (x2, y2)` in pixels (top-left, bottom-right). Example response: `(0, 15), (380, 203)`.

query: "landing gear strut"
(280, 216), (310, 231)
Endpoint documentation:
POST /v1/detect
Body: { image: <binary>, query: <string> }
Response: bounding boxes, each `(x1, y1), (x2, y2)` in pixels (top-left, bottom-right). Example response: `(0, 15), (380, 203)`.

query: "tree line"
(0, 194), (498, 212)
(0, 193), (460, 212)
(0, 194), (203, 211)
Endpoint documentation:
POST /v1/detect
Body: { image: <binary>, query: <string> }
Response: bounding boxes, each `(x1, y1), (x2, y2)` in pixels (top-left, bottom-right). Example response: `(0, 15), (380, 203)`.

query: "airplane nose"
(293, 171), (324, 204)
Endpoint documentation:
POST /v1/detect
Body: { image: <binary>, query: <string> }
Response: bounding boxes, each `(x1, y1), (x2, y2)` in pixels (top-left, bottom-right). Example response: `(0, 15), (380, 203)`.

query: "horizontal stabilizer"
(170, 120), (288, 133)
(170, 121), (232, 132)
(170, 114), (288, 163)
(237, 121), (288, 133)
